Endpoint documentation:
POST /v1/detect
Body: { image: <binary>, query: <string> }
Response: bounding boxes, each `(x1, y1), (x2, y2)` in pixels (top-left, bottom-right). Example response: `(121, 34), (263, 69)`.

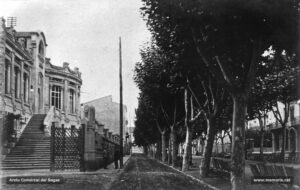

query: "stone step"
(1, 114), (50, 170)
(10, 149), (50, 152)
(9, 153), (50, 155)
(11, 148), (50, 151)
(10, 150), (50, 153)
(5, 155), (50, 159)
(14, 145), (50, 148)
(1, 166), (50, 170)
(2, 162), (50, 166)
(3, 157), (49, 160)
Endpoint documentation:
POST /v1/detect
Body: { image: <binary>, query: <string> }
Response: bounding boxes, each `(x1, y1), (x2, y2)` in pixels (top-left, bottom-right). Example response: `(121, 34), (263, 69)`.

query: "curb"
(149, 156), (220, 190)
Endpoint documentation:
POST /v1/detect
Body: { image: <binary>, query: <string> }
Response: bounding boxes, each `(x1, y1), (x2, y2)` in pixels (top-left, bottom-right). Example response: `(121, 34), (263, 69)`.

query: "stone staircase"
(1, 114), (50, 170)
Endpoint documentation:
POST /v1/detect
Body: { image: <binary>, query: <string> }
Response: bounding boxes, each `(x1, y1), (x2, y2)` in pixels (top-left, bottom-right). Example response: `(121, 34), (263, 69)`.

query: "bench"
(212, 157), (231, 173)
(249, 163), (300, 189)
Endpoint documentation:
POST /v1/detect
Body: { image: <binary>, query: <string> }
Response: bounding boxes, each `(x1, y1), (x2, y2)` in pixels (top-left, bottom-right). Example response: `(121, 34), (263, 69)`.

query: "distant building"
(81, 95), (128, 138)
(268, 100), (300, 155)
(247, 100), (300, 156)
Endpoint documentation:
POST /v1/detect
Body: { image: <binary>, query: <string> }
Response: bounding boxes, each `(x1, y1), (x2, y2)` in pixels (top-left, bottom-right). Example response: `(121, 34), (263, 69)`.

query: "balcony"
(267, 116), (300, 130)
(287, 116), (300, 127)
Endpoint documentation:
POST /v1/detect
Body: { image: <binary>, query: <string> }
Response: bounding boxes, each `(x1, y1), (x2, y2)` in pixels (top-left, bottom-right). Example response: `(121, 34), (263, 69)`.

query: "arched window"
(38, 73), (43, 85)
(38, 41), (44, 57)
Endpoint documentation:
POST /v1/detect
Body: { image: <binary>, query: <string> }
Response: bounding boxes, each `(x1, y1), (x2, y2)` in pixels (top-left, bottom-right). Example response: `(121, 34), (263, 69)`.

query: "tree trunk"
(188, 139), (193, 166)
(221, 137), (224, 153)
(143, 145), (148, 155)
(281, 126), (286, 162)
(161, 132), (167, 162)
(182, 125), (192, 171)
(258, 117), (264, 159)
(171, 125), (178, 167)
(168, 135), (172, 164)
(182, 87), (192, 172)
(231, 93), (247, 190)
(157, 142), (161, 160)
(200, 118), (216, 177)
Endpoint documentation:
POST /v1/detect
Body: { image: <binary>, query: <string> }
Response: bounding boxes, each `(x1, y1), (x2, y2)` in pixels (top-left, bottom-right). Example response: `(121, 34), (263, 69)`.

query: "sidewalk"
(0, 155), (131, 178)
(159, 156), (298, 190)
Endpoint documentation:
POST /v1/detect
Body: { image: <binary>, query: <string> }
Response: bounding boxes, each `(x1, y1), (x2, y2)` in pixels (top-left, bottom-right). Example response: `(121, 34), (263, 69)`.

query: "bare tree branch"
(155, 119), (162, 134)
(201, 80), (212, 114)
(187, 83), (202, 109)
(208, 76), (216, 108)
(160, 103), (170, 126)
(215, 56), (234, 86)
(191, 27), (233, 92)
(244, 38), (262, 93)
(173, 99), (177, 126)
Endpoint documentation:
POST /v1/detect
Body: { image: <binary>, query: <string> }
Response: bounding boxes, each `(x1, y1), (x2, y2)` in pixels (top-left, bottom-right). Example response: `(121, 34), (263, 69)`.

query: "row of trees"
(133, 1), (299, 189)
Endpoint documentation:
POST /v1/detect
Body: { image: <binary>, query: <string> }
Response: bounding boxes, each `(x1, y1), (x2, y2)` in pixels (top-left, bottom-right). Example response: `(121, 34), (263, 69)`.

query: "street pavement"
(0, 154), (214, 190)
(2, 154), (294, 190)
(109, 154), (214, 190)
(0, 155), (131, 190)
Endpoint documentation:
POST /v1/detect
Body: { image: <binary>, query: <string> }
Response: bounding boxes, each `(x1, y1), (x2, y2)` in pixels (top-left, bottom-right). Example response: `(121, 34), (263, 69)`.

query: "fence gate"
(50, 124), (85, 171)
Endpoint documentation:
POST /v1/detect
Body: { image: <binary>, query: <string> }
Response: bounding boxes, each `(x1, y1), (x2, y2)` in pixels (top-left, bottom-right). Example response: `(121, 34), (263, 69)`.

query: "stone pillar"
(0, 18), (6, 127)
(49, 84), (52, 106)
(11, 53), (15, 97)
(63, 79), (68, 112)
(28, 68), (33, 113)
(20, 61), (24, 103)
(82, 105), (97, 171)
(75, 85), (78, 113)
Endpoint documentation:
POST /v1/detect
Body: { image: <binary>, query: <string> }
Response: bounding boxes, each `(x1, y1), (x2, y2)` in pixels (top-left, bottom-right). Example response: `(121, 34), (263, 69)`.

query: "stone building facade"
(247, 100), (300, 160)
(268, 100), (300, 156)
(43, 60), (82, 128)
(0, 18), (82, 150)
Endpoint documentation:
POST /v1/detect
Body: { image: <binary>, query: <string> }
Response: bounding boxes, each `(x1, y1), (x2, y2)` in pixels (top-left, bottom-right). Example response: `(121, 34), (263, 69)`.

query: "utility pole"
(119, 37), (124, 168)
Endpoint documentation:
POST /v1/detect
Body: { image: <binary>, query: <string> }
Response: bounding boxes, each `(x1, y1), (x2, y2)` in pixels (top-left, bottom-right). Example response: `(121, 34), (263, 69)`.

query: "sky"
(0, 0), (151, 127)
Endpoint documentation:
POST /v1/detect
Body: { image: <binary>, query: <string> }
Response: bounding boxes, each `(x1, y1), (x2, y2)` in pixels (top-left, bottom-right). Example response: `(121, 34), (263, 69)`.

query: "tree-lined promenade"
(133, 0), (299, 190)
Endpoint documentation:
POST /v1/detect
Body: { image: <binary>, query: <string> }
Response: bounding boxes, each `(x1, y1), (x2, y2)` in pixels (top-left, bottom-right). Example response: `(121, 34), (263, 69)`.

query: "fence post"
(62, 124), (65, 171)
(50, 122), (55, 172)
(80, 124), (85, 172)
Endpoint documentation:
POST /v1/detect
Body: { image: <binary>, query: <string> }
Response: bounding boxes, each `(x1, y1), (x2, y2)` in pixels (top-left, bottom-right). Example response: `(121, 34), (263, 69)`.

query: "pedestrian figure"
(114, 147), (119, 169)
(103, 148), (108, 169)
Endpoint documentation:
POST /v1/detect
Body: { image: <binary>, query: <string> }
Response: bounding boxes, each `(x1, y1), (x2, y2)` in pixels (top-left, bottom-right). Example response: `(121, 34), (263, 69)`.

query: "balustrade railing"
(44, 106), (61, 136)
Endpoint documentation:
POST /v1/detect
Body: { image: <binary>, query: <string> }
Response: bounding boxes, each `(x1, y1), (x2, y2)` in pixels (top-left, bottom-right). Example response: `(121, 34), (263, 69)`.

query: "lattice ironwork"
(50, 124), (84, 171)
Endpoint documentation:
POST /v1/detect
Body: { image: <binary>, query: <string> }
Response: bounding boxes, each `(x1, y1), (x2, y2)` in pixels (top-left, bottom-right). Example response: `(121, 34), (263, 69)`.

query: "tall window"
(23, 73), (28, 102)
(51, 85), (62, 109)
(5, 61), (10, 94)
(290, 106), (295, 122)
(14, 67), (19, 98)
(69, 89), (75, 113)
